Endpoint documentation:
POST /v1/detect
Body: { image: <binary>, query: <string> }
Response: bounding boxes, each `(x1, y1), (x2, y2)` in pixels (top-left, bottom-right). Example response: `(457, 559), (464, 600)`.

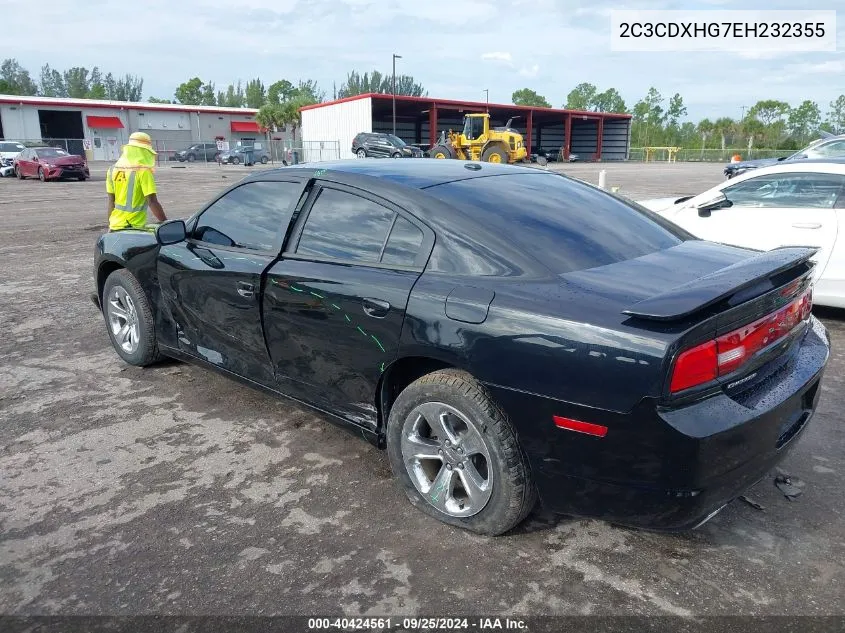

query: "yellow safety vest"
(107, 166), (156, 231)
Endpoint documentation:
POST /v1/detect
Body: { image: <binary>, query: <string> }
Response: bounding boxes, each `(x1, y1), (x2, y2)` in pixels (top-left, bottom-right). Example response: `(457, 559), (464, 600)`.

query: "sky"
(2, 0), (843, 121)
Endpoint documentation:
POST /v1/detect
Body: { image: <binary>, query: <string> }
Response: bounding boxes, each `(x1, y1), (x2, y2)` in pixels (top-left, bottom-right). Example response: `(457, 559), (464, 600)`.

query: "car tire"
(38, 167), (46, 182)
(232, 156), (241, 165)
(385, 369), (537, 536)
(260, 156), (269, 164)
(78, 176), (87, 181)
(15, 166), (23, 180)
(429, 144), (456, 160)
(356, 149), (367, 158)
(102, 269), (163, 367)
(187, 154), (196, 163)
(392, 152), (401, 158)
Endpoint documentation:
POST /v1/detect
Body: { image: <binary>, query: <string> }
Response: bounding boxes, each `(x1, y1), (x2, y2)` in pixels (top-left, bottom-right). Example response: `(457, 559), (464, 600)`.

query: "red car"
(14, 146), (90, 181)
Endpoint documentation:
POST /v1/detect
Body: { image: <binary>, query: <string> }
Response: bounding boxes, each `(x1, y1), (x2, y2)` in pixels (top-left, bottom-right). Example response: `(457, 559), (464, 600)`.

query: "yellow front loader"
(429, 113), (528, 164)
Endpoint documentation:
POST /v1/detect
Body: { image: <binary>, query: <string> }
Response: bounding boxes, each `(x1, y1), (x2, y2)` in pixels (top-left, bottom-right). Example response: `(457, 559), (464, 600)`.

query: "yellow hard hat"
(126, 132), (157, 154)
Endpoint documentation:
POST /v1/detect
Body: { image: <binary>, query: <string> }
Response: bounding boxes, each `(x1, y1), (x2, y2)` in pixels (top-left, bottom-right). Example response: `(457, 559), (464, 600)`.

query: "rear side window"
(382, 217), (424, 266)
(424, 173), (684, 274)
(193, 180), (300, 251)
(297, 188), (395, 262)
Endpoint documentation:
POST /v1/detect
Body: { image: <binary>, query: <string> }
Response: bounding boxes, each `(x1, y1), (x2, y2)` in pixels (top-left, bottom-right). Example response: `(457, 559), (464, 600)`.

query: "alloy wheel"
(107, 285), (140, 354)
(400, 402), (493, 517)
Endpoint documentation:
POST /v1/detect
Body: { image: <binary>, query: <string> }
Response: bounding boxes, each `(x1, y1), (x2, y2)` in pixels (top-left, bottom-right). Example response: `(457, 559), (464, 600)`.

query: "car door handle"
(792, 223), (822, 229)
(237, 281), (255, 298)
(362, 297), (390, 318)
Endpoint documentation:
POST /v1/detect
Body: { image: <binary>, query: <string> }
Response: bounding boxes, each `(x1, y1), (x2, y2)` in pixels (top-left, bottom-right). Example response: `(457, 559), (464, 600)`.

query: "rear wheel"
(356, 149), (367, 158)
(482, 145), (508, 164)
(386, 369), (537, 535)
(260, 155), (269, 164)
(232, 156), (241, 165)
(102, 269), (163, 367)
(392, 152), (401, 158)
(38, 167), (46, 182)
(430, 144), (455, 160)
(186, 153), (196, 163)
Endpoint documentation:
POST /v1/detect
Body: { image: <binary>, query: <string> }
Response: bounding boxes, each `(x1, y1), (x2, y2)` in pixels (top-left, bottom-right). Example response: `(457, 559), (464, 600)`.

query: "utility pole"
(740, 105), (748, 120)
(392, 53), (402, 136)
(484, 89), (489, 111)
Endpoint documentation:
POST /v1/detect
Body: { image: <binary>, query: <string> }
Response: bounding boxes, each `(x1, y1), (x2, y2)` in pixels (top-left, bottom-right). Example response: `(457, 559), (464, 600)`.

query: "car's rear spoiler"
(623, 246), (817, 322)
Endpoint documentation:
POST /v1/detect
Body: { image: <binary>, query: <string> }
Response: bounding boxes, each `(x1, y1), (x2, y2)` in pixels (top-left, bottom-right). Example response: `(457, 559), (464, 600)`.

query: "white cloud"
(786, 60), (845, 74)
(519, 64), (540, 78)
(481, 51), (513, 63)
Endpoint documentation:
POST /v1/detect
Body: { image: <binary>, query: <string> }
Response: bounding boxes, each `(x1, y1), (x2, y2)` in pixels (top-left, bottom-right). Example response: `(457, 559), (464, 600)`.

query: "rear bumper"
(488, 317), (829, 530)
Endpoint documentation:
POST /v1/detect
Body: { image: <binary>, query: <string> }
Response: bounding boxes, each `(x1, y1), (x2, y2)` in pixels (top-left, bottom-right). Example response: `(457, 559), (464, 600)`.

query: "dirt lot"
(1, 161), (844, 618)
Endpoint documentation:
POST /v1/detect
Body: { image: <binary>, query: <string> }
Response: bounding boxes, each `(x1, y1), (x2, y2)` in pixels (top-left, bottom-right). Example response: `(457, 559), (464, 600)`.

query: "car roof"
(732, 159), (845, 178)
(258, 158), (542, 190)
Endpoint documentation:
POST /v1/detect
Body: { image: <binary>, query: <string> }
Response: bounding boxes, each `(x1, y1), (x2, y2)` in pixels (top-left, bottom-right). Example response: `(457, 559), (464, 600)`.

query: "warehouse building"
(0, 95), (266, 161)
(300, 93), (632, 162)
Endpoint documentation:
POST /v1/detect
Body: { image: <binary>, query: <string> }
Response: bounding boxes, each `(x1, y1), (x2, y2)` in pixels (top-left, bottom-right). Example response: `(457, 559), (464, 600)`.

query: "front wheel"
(260, 155), (269, 164)
(356, 149), (367, 158)
(482, 145), (508, 164)
(386, 369), (537, 535)
(392, 152), (401, 158)
(186, 154), (196, 163)
(232, 156), (241, 165)
(429, 144), (455, 160)
(38, 167), (46, 182)
(102, 269), (163, 367)
(15, 166), (23, 179)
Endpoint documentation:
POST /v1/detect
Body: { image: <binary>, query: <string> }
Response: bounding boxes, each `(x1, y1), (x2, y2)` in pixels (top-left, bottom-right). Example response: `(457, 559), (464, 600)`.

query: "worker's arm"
(106, 193), (115, 223)
(105, 168), (115, 223)
(146, 193), (167, 223)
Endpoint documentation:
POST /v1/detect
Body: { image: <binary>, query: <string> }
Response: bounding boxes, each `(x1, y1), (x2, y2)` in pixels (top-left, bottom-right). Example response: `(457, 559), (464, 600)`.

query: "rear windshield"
(424, 173), (686, 274)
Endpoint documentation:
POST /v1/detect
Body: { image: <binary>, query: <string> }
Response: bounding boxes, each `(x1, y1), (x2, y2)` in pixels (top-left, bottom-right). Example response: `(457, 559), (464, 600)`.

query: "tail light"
(670, 286), (812, 394)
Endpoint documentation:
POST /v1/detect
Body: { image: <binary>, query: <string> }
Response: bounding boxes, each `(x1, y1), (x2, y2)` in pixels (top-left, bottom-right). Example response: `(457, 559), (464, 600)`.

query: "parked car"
(352, 132), (424, 158)
(0, 141), (23, 177)
(219, 145), (271, 165)
(530, 148), (580, 163)
(724, 134), (845, 179)
(92, 159), (828, 535)
(638, 159), (845, 308)
(14, 146), (89, 181)
(172, 143), (220, 163)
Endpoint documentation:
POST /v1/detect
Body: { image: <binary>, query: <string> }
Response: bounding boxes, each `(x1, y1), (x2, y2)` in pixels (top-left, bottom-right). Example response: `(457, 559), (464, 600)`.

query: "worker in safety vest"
(106, 132), (167, 231)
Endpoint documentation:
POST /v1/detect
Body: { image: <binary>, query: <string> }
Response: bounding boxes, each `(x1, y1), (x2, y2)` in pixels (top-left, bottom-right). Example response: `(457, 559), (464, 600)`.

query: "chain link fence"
(1, 137), (341, 166)
(628, 147), (795, 162)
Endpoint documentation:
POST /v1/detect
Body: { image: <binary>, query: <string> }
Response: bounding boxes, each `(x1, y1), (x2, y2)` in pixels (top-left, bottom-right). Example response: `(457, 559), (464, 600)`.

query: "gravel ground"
(1, 160), (843, 619)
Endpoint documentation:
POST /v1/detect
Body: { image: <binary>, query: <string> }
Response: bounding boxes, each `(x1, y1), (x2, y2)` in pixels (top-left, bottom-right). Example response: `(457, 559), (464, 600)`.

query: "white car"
(0, 141), (25, 177)
(638, 161), (845, 308)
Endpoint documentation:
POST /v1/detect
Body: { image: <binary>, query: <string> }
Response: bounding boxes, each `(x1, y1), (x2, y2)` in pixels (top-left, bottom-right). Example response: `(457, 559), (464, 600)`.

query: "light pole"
(483, 89), (489, 111)
(392, 53), (402, 136)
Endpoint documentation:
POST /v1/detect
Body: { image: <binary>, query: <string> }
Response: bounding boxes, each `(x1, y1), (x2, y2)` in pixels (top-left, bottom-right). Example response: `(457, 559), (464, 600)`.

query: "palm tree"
(712, 117), (736, 158)
(697, 118), (714, 157)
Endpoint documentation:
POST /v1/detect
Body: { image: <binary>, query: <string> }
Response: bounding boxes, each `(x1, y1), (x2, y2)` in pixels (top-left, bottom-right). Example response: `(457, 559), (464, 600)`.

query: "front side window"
(296, 188), (395, 262)
(723, 173), (845, 209)
(810, 140), (845, 157)
(193, 181), (301, 251)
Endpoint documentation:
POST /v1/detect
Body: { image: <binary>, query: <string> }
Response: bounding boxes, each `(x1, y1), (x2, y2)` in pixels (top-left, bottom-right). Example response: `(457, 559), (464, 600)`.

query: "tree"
(39, 64), (66, 97)
(591, 88), (626, 113)
(748, 99), (790, 127)
(245, 78), (266, 108)
(148, 97), (173, 103)
(787, 100), (821, 143)
(697, 118), (714, 153)
(267, 79), (295, 105)
(564, 82), (597, 111)
(713, 117), (736, 151)
(665, 93), (687, 127)
(105, 73), (143, 102)
(827, 95), (845, 134)
(739, 117), (766, 151)
(337, 70), (424, 98)
(88, 67), (105, 99)
(174, 77), (205, 105)
(200, 82), (216, 106)
(1, 58), (38, 95)
(511, 88), (551, 107)
(63, 67), (91, 98)
(295, 79), (326, 103)
(218, 81), (245, 107)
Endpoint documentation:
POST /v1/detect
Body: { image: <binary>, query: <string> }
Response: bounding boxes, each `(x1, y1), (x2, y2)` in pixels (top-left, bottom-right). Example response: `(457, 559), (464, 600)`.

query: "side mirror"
(156, 219), (186, 245)
(695, 192), (730, 217)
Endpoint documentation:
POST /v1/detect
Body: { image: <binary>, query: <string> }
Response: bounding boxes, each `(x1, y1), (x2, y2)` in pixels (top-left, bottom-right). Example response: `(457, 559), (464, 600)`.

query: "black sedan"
(92, 159), (829, 535)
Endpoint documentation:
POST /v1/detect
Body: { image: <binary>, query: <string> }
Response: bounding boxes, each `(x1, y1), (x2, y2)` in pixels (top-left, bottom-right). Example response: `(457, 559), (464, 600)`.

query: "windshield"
(386, 134), (406, 147)
(35, 148), (69, 158)
(0, 143), (25, 153)
(789, 137), (827, 158)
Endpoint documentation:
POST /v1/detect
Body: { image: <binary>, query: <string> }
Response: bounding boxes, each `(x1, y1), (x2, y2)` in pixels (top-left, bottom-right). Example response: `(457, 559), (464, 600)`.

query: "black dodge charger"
(92, 159), (829, 535)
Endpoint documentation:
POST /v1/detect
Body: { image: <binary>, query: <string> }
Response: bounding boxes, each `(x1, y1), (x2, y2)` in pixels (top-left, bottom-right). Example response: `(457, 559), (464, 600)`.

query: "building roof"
(0, 94), (258, 117)
(260, 157), (548, 189)
(300, 92), (632, 120)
